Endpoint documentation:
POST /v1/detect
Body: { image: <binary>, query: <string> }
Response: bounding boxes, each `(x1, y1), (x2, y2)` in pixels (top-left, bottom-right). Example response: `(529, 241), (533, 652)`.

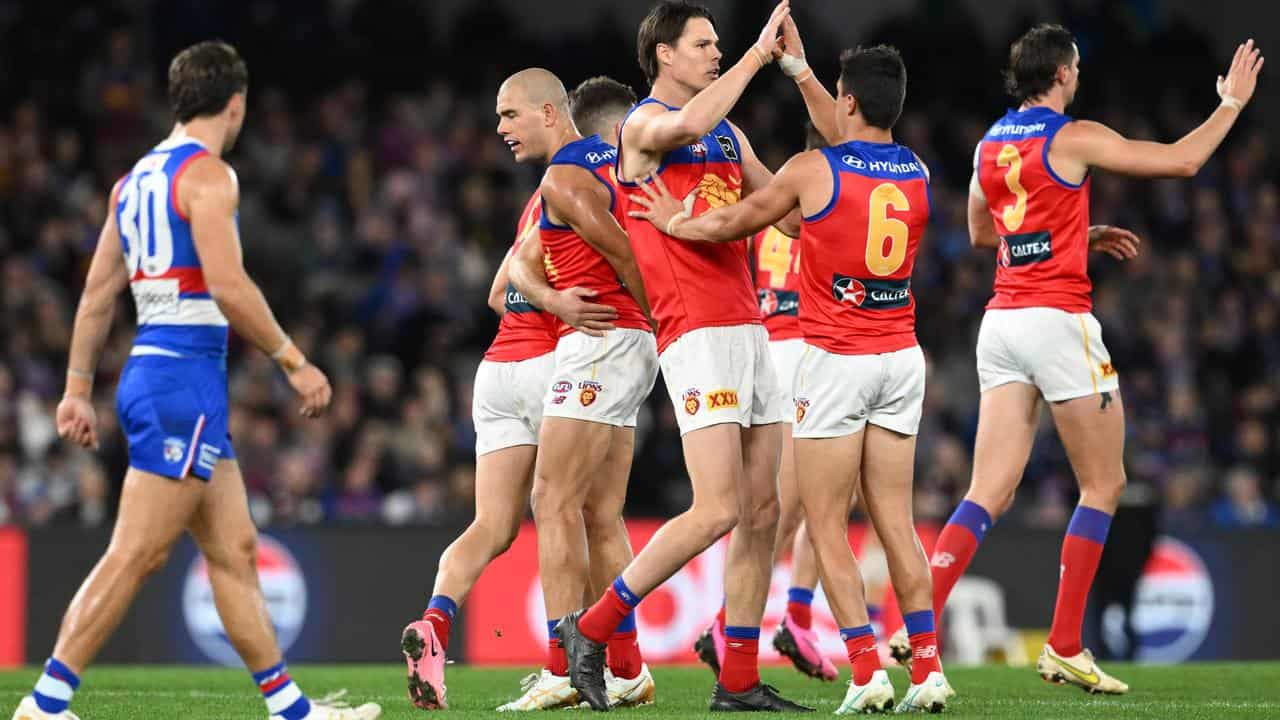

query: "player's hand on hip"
(754, 0), (790, 59)
(629, 172), (693, 236)
(288, 364), (332, 418)
(550, 287), (618, 338)
(1087, 225), (1141, 261)
(1217, 38), (1264, 107)
(56, 395), (99, 450)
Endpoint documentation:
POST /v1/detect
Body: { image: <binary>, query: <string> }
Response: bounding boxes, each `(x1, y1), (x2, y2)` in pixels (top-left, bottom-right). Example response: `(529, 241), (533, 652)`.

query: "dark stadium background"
(0, 0), (1276, 667)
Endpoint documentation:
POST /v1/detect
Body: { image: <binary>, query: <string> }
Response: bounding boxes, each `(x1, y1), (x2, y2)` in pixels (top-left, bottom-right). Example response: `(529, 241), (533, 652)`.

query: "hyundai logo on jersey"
(999, 231), (1054, 268)
(831, 275), (911, 310)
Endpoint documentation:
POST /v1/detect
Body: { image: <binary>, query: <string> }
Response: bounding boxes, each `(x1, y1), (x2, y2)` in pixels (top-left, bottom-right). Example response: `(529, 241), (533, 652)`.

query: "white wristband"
(777, 54), (809, 79)
(270, 336), (294, 360)
(1220, 95), (1244, 111)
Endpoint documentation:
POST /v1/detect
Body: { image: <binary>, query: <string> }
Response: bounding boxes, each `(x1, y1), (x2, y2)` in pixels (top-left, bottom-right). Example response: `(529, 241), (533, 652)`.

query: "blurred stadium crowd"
(0, 1), (1275, 531)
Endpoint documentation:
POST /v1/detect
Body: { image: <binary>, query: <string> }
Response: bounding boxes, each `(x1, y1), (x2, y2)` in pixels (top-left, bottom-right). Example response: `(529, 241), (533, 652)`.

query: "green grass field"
(3, 663), (1279, 719)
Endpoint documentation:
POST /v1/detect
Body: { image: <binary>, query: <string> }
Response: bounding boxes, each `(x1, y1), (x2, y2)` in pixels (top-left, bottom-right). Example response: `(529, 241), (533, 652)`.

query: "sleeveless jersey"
(798, 141), (930, 355)
(539, 135), (650, 336)
(753, 226), (801, 341)
(484, 191), (560, 362)
(977, 106), (1092, 312)
(116, 138), (228, 358)
(617, 98), (759, 353)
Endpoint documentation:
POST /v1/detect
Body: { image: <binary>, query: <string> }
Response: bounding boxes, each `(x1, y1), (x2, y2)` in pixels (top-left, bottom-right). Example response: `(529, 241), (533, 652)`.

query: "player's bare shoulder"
(177, 153), (239, 216)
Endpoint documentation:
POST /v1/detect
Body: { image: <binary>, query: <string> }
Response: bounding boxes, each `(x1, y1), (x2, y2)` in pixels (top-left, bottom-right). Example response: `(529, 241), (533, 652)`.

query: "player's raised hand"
(548, 287), (618, 338)
(1088, 225), (1141, 261)
(1217, 38), (1264, 107)
(628, 172), (693, 237)
(754, 0), (790, 58)
(56, 395), (99, 450)
(778, 15), (805, 62)
(287, 363), (332, 418)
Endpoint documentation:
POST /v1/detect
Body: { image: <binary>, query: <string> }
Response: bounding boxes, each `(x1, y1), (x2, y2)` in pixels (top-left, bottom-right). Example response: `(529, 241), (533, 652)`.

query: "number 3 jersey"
(116, 138), (229, 358)
(977, 106), (1092, 313)
(798, 141), (930, 355)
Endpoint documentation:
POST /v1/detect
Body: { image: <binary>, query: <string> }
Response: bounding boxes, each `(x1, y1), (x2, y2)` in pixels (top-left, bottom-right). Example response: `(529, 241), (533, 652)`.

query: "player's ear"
(656, 42), (674, 73)
(542, 103), (556, 128)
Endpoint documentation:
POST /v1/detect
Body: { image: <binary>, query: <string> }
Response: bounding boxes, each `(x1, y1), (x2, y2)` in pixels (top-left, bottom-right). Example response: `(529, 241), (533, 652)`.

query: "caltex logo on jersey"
(683, 388), (701, 415)
(794, 398), (810, 423)
(998, 237), (1012, 268)
(163, 437), (186, 464)
(832, 277), (867, 307)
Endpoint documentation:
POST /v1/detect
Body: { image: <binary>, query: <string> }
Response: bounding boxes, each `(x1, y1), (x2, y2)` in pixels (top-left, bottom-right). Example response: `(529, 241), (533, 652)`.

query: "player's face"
(496, 87), (546, 163)
(1062, 45), (1081, 106)
(223, 92), (246, 153)
(664, 18), (722, 91)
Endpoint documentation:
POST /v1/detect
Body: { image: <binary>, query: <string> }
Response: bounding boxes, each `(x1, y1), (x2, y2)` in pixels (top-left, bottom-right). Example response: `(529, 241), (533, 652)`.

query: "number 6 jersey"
(977, 107), (1092, 313)
(798, 141), (930, 355)
(116, 137), (229, 358)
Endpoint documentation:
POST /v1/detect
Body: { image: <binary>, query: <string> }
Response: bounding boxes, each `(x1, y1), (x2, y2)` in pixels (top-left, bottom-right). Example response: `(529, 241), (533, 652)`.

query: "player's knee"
(529, 479), (572, 519)
(1083, 471), (1126, 508)
(205, 532), (258, 574)
(581, 501), (622, 537)
(691, 500), (739, 540)
(738, 492), (779, 533)
(110, 542), (173, 579)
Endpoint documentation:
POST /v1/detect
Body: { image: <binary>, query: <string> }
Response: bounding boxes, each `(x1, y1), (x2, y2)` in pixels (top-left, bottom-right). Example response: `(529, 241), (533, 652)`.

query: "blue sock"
(253, 662), (311, 720)
(615, 611), (637, 634)
(1066, 505), (1113, 544)
(787, 587), (815, 606)
(547, 619), (560, 639)
(724, 625), (761, 640)
(903, 610), (935, 637)
(867, 604), (884, 630)
(612, 576), (642, 609)
(839, 625), (875, 641)
(33, 658), (79, 714)
(427, 594), (458, 619)
(947, 499), (994, 543)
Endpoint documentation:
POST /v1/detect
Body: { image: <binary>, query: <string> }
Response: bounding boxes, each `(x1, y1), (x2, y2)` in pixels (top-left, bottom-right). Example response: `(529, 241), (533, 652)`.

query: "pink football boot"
(772, 614), (838, 681)
(401, 621), (447, 709)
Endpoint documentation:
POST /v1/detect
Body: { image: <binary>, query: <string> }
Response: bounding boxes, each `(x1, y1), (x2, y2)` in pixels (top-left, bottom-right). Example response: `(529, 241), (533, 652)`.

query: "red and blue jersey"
(484, 191), (561, 362)
(798, 141), (930, 355)
(753, 226), (802, 341)
(116, 137), (229, 358)
(539, 135), (650, 336)
(977, 106), (1092, 312)
(617, 98), (759, 353)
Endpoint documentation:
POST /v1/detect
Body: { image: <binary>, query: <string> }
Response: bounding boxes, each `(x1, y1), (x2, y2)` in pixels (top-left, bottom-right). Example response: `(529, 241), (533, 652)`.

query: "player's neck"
(1020, 91), (1067, 115)
(542, 126), (583, 163)
(649, 77), (696, 109)
(169, 120), (226, 158)
(836, 119), (893, 146)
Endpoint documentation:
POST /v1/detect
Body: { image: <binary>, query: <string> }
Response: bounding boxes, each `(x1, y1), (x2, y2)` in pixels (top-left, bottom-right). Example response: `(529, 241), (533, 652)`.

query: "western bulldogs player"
(906, 26), (1262, 695)
(14, 42), (379, 720)
(629, 44), (955, 713)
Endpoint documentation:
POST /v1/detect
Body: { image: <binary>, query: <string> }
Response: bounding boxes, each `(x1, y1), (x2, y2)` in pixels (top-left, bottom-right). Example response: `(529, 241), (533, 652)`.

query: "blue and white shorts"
(116, 355), (235, 481)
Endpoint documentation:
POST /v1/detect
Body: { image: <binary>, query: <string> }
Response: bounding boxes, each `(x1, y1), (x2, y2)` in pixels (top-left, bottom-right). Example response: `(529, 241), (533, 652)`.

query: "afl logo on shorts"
(683, 388), (701, 415)
(552, 381), (572, 394)
(184, 535), (307, 666)
(1102, 537), (1214, 662)
(795, 398), (810, 423)
(832, 276), (867, 307)
(163, 437), (187, 464)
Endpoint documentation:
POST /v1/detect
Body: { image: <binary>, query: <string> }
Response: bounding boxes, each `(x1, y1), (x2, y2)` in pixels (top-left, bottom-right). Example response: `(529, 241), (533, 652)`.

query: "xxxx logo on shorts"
(794, 397), (810, 423)
(579, 380), (603, 407)
(683, 388), (701, 415)
(707, 389), (738, 410)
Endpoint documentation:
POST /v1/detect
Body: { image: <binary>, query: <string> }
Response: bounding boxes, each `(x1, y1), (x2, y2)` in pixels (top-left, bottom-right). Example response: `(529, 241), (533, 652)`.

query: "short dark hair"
(637, 1), (716, 85)
(570, 76), (638, 139)
(804, 121), (826, 151)
(1004, 24), (1076, 104)
(838, 45), (907, 130)
(168, 41), (248, 123)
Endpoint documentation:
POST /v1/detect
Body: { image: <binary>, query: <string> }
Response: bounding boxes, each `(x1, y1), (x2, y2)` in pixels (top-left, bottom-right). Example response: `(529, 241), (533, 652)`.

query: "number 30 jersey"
(977, 107), (1092, 313)
(798, 141), (930, 355)
(116, 138), (229, 358)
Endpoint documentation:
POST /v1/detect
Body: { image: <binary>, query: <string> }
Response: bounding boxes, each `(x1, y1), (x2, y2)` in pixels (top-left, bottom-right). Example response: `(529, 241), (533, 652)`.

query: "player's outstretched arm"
(56, 180), (131, 450)
(778, 16), (840, 145)
(630, 153), (807, 243)
(967, 171), (1000, 250)
(508, 228), (619, 338)
(625, 1), (790, 155)
(184, 157), (331, 417)
(1060, 39), (1263, 178)
(729, 120), (801, 237)
(541, 166), (654, 323)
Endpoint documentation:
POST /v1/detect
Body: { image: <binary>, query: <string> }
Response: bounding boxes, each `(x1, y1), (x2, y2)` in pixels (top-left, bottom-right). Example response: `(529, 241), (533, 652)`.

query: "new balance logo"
(913, 645), (938, 660)
(930, 552), (955, 568)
